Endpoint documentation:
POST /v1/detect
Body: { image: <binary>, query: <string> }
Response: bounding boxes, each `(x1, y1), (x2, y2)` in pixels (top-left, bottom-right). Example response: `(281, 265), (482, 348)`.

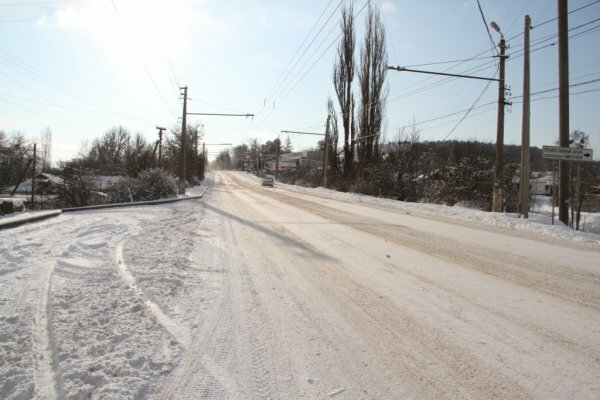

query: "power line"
(476, 0), (501, 58)
(441, 69), (497, 141)
(250, 0), (343, 125)
(402, 56), (496, 68)
(533, 0), (600, 30)
(267, 0), (341, 103)
(109, 0), (178, 119)
(388, 16), (600, 106)
(383, 76), (600, 138)
(150, 0), (183, 101)
(509, 18), (600, 62)
(0, 0), (77, 6)
(376, 0), (400, 64)
(273, 0), (371, 115)
(252, 0), (372, 131)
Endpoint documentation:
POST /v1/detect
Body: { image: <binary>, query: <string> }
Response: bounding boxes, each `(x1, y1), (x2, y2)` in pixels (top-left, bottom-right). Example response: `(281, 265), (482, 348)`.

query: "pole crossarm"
(387, 65), (501, 82)
(281, 130), (325, 136)
(352, 133), (379, 144)
(187, 112), (254, 117)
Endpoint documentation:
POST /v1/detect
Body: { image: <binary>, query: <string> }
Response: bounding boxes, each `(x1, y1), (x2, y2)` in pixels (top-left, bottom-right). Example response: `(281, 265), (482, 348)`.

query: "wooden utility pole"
(558, 0), (570, 225)
(275, 138), (280, 180)
(195, 130), (199, 178)
(180, 86), (188, 194)
(156, 126), (166, 168)
(520, 15), (531, 218)
(492, 36), (508, 212)
(31, 143), (36, 208)
(202, 142), (206, 180)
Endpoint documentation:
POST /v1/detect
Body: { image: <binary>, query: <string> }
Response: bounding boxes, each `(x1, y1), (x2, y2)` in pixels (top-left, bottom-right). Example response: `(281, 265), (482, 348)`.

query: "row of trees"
(1, 124), (207, 209)
(74, 124), (205, 181)
(333, 4), (387, 176)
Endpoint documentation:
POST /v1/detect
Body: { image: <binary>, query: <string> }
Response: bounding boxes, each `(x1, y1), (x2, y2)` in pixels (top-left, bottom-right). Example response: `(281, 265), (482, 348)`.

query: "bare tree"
(569, 129), (590, 229)
(40, 127), (52, 171)
(0, 131), (33, 190)
(282, 136), (293, 153)
(327, 98), (340, 176)
(358, 4), (388, 166)
(333, 4), (355, 176)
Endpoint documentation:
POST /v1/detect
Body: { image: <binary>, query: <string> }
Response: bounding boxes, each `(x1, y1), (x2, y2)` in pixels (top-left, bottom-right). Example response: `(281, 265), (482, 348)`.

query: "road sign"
(542, 146), (594, 161)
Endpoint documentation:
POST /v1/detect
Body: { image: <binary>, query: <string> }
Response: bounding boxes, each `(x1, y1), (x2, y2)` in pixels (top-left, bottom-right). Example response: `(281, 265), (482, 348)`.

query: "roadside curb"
(0, 210), (63, 230)
(62, 192), (205, 213)
(0, 189), (206, 230)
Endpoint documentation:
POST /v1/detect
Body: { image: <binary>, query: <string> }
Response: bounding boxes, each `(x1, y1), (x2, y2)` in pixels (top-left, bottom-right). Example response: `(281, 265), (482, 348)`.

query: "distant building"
(530, 172), (555, 196)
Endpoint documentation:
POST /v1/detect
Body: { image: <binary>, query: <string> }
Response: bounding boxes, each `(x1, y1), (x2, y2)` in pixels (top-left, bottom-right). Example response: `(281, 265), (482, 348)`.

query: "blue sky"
(1, 0), (599, 163)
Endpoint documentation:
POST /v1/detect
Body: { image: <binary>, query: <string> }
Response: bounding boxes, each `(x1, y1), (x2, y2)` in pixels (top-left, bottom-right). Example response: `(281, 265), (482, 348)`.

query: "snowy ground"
(1, 171), (599, 399)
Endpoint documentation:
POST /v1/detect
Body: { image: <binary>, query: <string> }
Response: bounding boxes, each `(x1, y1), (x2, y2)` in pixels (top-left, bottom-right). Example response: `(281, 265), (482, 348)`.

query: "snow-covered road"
(1, 171), (599, 399)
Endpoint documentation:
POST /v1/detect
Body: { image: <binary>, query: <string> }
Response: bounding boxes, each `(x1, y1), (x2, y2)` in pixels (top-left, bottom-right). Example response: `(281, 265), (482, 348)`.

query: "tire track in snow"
(154, 286), (241, 400)
(32, 261), (60, 399)
(114, 243), (192, 350)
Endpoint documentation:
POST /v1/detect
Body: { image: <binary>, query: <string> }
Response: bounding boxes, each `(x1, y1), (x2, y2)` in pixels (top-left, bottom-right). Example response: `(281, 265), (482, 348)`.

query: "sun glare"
(50, 0), (191, 73)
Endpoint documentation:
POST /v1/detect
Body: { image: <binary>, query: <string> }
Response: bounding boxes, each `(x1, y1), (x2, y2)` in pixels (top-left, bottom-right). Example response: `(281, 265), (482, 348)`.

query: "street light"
(490, 21), (502, 37)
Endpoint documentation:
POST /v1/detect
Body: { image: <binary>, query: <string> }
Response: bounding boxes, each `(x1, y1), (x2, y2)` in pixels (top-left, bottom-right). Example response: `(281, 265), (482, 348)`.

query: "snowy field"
(1, 171), (599, 399)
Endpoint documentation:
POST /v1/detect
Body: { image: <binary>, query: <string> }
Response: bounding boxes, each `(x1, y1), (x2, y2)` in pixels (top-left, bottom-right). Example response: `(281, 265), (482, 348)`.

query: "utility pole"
(202, 142), (206, 180)
(520, 15), (531, 218)
(322, 115), (331, 188)
(275, 138), (280, 180)
(492, 29), (509, 212)
(558, 0), (570, 225)
(156, 126), (166, 168)
(180, 86), (188, 194)
(387, 63), (505, 211)
(31, 143), (36, 208)
(195, 130), (199, 178)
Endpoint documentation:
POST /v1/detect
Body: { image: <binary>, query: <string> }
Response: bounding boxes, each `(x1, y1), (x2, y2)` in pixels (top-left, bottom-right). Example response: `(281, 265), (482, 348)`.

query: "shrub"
(135, 168), (178, 201)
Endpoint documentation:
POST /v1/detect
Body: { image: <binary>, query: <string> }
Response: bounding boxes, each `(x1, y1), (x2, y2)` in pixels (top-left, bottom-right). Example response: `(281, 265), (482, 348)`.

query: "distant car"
(261, 175), (274, 187)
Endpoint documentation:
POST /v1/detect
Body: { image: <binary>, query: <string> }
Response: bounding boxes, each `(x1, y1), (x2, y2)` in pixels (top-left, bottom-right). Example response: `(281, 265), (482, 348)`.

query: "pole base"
(492, 186), (503, 212)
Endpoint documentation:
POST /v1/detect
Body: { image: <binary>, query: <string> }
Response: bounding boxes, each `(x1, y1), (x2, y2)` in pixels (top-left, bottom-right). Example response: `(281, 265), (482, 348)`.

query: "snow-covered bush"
(134, 168), (178, 201)
(110, 178), (139, 203)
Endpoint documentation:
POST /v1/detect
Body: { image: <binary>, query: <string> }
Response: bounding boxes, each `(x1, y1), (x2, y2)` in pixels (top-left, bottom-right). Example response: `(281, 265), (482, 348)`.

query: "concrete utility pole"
(180, 86), (188, 194)
(156, 126), (166, 168)
(492, 27), (509, 212)
(558, 0), (570, 225)
(520, 15), (532, 218)
(31, 143), (36, 208)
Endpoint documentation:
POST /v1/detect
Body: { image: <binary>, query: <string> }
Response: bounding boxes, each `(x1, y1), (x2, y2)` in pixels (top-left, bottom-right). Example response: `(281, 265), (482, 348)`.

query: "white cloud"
(381, 1), (396, 13)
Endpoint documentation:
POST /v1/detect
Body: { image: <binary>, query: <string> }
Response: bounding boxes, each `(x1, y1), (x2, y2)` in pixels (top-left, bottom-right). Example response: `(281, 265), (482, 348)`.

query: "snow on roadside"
(241, 172), (599, 244)
(0, 192), (224, 400)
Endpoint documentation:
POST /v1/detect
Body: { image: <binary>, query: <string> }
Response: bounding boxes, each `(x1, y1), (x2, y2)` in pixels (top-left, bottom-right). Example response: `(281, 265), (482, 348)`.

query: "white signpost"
(542, 146), (593, 161)
(542, 145), (594, 225)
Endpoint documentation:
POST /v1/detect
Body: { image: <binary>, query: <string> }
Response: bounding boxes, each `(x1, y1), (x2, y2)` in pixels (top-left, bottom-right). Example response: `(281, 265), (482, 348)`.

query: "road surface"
(1, 171), (599, 399)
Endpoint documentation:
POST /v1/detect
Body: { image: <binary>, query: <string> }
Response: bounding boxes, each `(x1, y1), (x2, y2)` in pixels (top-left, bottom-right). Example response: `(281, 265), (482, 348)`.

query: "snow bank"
(261, 174), (600, 245)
